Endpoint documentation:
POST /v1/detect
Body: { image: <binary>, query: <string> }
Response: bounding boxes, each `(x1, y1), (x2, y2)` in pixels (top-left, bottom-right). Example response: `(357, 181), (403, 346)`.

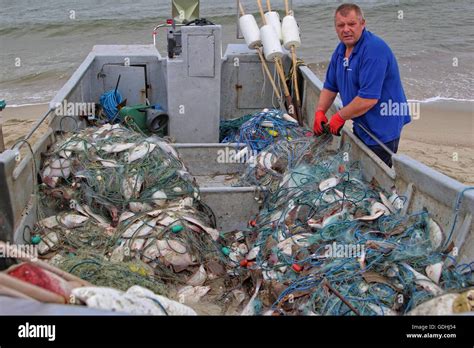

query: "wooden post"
(266, 0), (272, 12)
(238, 0), (245, 16)
(257, 0), (267, 25)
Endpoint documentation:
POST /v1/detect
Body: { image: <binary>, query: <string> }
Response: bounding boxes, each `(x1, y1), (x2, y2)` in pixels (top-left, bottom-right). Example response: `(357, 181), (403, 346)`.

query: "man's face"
(335, 10), (366, 48)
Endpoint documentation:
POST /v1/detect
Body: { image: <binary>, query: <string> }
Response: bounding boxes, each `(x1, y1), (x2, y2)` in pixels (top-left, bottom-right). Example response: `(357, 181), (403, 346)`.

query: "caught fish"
(246, 246), (260, 261)
(362, 271), (402, 291)
(42, 159), (72, 180)
(307, 218), (323, 230)
(277, 234), (312, 256)
(59, 214), (89, 228)
(357, 210), (384, 222)
(122, 173), (143, 200)
(322, 209), (350, 227)
(370, 202), (391, 216)
(157, 240), (194, 271)
(379, 192), (396, 214)
(367, 303), (398, 316)
(156, 215), (178, 227)
(425, 262), (443, 284)
(186, 265), (207, 286)
(154, 139), (179, 159)
(427, 218), (444, 250)
(401, 263), (444, 296)
(128, 143), (157, 163)
(122, 218), (157, 238)
(238, 243), (248, 256)
(178, 197), (194, 208)
(110, 243), (126, 262)
(334, 189), (345, 200)
(182, 216), (219, 241)
(407, 290), (474, 315)
(129, 202), (153, 213)
(365, 240), (397, 253)
(38, 216), (59, 229)
(74, 203), (109, 226)
(321, 191), (338, 204)
(62, 140), (91, 152)
(119, 211), (135, 223)
(37, 231), (59, 255)
(99, 159), (120, 168)
(128, 238), (146, 252)
(100, 143), (135, 154)
(319, 177), (339, 192)
(389, 189), (404, 210)
(58, 150), (72, 159)
(228, 251), (240, 266)
(152, 191), (168, 207)
(241, 278), (263, 316)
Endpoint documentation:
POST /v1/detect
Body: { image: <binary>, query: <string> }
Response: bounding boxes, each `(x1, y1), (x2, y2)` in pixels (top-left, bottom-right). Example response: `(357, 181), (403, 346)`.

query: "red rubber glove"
(328, 112), (346, 136)
(313, 110), (328, 135)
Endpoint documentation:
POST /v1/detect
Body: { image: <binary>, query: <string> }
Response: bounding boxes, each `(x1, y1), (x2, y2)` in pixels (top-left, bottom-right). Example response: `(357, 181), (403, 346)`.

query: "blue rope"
(100, 90), (123, 121)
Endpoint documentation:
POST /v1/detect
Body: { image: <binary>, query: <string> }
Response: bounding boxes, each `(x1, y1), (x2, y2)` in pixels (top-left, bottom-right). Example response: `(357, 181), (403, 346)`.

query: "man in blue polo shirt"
(314, 3), (411, 167)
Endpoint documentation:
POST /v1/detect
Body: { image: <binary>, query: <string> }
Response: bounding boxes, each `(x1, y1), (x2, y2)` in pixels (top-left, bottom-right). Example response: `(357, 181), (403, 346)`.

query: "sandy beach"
(1, 100), (473, 185)
(0, 103), (51, 154)
(399, 101), (474, 186)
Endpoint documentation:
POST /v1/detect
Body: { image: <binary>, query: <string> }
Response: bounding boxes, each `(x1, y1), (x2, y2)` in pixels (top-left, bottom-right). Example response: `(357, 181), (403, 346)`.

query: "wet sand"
(399, 100), (474, 186)
(1, 101), (473, 185)
(0, 103), (50, 151)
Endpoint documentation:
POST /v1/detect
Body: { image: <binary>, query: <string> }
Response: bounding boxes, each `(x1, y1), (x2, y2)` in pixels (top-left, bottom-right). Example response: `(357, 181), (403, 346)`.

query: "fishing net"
(25, 108), (473, 316)
(221, 109), (311, 152)
(33, 123), (226, 295)
(218, 109), (473, 316)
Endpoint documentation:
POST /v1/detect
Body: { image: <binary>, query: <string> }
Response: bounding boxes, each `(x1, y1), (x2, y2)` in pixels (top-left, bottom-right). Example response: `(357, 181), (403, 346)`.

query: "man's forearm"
(339, 96), (378, 120)
(316, 88), (338, 113)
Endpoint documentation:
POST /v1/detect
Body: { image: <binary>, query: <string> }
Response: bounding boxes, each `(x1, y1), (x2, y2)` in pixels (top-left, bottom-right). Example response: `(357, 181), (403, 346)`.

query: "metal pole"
(12, 108), (54, 151)
(354, 122), (395, 157)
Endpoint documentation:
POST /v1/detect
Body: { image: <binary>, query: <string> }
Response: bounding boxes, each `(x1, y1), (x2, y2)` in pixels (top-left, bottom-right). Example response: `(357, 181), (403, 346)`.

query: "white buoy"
(282, 15), (301, 50)
(239, 14), (262, 49)
(260, 24), (284, 61)
(264, 11), (282, 42)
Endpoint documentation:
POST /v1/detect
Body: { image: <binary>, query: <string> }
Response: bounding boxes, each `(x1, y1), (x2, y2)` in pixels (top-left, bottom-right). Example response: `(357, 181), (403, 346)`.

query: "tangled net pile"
(220, 109), (311, 151)
(219, 109), (473, 315)
(33, 124), (225, 297)
(25, 109), (473, 315)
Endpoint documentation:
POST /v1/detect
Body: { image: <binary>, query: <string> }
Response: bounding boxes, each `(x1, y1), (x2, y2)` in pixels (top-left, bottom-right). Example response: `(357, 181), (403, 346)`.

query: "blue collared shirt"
(323, 28), (411, 145)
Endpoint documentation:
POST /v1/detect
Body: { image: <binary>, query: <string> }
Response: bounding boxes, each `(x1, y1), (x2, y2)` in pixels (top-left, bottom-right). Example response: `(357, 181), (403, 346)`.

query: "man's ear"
(361, 19), (366, 27)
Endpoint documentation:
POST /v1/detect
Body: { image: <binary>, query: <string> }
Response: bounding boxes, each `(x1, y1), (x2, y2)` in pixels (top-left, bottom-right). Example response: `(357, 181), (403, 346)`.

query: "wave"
(0, 69), (70, 85)
(0, 13), (246, 39)
(0, 18), (160, 37)
(408, 96), (474, 103)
